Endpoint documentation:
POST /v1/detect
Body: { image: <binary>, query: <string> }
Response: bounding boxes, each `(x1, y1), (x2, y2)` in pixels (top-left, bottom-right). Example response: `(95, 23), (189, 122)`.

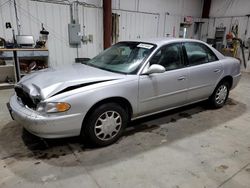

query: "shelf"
(0, 65), (14, 68)
(0, 83), (14, 89)
(0, 48), (48, 52)
(1, 48), (49, 86)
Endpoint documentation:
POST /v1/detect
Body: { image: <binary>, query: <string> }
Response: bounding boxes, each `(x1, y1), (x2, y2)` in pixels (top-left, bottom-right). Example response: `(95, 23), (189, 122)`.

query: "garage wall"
(210, 0), (250, 17)
(0, 0), (103, 67)
(0, 0), (204, 67)
(201, 0), (250, 40)
(200, 0), (250, 42)
(201, 17), (249, 41)
(112, 10), (159, 41)
(200, 0), (250, 72)
(112, 0), (204, 38)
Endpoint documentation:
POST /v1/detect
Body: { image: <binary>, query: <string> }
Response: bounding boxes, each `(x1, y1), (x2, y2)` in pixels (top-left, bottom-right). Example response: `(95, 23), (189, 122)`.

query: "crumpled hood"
(17, 64), (125, 99)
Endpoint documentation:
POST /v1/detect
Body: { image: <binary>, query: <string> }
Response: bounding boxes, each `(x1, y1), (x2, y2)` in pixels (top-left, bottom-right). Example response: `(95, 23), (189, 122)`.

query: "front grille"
(15, 87), (37, 109)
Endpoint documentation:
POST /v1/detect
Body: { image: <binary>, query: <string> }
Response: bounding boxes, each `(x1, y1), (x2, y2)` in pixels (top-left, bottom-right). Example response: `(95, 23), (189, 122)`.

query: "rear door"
(138, 43), (188, 115)
(183, 42), (223, 102)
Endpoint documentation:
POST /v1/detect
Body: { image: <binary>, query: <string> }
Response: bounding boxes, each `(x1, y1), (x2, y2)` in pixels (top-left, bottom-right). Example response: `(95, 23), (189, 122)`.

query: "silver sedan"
(7, 38), (241, 146)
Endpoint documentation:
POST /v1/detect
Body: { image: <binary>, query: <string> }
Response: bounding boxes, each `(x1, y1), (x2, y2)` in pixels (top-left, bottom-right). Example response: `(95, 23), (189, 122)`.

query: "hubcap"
(94, 111), (122, 141)
(215, 85), (228, 105)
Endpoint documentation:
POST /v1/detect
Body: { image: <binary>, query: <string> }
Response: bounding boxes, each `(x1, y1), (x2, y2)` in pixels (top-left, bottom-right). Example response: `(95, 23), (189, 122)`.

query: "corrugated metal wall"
(200, 17), (250, 44)
(0, 0), (206, 68)
(112, 10), (159, 41)
(0, 0), (103, 67)
(199, 17), (250, 72)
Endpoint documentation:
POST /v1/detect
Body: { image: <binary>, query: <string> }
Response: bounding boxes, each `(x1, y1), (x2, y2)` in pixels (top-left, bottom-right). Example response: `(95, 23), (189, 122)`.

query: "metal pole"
(13, 0), (21, 35)
(13, 50), (21, 82)
(103, 0), (112, 49)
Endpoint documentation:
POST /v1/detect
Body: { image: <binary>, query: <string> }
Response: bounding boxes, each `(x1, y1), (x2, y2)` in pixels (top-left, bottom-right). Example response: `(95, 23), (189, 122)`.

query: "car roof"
(123, 37), (204, 46)
(121, 37), (225, 60)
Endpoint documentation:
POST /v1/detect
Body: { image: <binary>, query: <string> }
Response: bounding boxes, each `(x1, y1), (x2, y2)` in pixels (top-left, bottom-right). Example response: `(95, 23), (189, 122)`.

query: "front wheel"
(209, 82), (230, 108)
(82, 103), (128, 146)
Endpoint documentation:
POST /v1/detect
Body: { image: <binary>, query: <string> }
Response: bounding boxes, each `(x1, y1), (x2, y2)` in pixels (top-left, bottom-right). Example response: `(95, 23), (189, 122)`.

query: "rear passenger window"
(207, 50), (218, 62)
(184, 42), (218, 66)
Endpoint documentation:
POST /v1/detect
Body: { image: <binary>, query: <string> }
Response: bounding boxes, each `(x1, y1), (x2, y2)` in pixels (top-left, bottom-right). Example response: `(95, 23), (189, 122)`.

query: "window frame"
(147, 42), (186, 71)
(182, 42), (219, 67)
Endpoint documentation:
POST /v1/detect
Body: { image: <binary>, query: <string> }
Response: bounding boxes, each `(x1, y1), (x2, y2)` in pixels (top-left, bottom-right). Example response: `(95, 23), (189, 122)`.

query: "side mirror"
(144, 64), (165, 75)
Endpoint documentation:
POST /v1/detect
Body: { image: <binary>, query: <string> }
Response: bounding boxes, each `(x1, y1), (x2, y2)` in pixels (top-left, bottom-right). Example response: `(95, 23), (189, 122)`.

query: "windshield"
(86, 42), (156, 74)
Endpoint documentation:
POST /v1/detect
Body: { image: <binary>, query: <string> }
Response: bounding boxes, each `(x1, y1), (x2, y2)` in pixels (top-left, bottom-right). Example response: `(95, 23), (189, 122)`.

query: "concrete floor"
(0, 73), (250, 188)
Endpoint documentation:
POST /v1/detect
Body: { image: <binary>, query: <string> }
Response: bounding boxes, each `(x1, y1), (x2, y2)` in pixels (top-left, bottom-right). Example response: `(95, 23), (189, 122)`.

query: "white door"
(164, 14), (181, 37)
(140, 13), (159, 39)
(113, 10), (159, 41)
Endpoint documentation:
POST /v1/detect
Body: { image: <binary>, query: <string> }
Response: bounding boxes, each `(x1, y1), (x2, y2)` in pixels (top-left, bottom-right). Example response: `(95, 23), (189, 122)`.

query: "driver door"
(138, 43), (188, 116)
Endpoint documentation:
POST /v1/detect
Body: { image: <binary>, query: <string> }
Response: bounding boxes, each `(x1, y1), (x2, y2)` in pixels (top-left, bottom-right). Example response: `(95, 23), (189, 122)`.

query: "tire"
(82, 103), (128, 146)
(209, 81), (230, 108)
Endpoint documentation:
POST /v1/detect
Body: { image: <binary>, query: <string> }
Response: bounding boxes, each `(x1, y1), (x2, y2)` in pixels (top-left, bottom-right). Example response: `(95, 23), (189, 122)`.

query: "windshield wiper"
(75, 58), (90, 64)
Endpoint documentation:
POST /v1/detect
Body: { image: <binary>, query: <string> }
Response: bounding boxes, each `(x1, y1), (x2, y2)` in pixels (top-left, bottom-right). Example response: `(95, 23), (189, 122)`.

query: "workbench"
(0, 48), (49, 89)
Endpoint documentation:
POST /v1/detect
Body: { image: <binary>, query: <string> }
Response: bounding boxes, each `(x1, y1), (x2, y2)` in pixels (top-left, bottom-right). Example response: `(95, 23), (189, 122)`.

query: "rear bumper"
(8, 95), (83, 138)
(231, 73), (241, 90)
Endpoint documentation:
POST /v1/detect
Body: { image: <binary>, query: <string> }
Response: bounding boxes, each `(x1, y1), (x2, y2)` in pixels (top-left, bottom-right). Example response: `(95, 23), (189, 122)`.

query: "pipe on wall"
(103, 0), (112, 49)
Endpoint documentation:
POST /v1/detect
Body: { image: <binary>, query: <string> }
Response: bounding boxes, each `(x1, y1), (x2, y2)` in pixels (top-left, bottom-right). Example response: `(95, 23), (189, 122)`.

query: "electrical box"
(68, 24), (81, 45)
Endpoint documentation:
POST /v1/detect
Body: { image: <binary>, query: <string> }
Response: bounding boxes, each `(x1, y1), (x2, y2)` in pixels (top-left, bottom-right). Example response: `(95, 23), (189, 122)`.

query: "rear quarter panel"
(222, 57), (241, 77)
(208, 56), (241, 93)
(203, 42), (241, 91)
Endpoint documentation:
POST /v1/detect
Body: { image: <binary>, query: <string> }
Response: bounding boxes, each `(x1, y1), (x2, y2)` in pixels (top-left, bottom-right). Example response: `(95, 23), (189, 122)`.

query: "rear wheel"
(82, 103), (128, 146)
(209, 81), (230, 108)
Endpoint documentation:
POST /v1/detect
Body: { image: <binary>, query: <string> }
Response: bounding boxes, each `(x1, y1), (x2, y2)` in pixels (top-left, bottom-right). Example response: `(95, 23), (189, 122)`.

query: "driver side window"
(150, 43), (183, 71)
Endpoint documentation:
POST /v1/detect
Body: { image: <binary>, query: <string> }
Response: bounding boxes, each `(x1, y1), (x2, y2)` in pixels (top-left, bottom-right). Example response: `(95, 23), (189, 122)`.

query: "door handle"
(178, 76), (186, 81)
(214, 69), (221, 73)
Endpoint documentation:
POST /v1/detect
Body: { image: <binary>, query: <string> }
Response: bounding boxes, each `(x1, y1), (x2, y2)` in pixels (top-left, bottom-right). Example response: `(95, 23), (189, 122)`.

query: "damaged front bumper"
(7, 95), (83, 138)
